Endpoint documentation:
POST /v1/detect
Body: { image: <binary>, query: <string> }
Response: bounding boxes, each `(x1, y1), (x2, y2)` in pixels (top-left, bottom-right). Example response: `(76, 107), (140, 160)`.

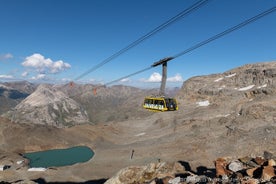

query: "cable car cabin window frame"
(165, 98), (178, 111)
(143, 97), (178, 111)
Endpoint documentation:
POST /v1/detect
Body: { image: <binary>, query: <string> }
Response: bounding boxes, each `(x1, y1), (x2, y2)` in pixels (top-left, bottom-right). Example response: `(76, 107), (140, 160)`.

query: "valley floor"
(0, 98), (275, 183)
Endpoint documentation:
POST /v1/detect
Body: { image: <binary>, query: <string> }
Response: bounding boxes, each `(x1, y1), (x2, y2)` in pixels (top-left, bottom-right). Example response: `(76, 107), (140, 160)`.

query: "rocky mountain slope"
(102, 61), (276, 184)
(0, 81), (36, 114)
(178, 61), (276, 104)
(177, 62), (276, 140)
(0, 61), (275, 183)
(4, 84), (89, 127)
(57, 83), (154, 123)
(3, 81), (37, 94)
(2, 83), (164, 126)
(1, 81), (180, 127)
(58, 84), (179, 123)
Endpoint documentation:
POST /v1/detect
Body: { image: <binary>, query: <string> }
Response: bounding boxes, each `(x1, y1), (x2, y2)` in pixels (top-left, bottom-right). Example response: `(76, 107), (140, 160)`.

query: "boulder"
(267, 159), (276, 166)
(214, 157), (231, 177)
(261, 166), (276, 181)
(240, 177), (259, 184)
(253, 157), (266, 166)
(104, 162), (186, 184)
(228, 160), (244, 172)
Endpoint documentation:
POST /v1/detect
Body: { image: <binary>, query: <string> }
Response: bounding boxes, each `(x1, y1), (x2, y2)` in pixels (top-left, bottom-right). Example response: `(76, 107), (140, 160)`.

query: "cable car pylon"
(143, 57), (178, 112)
(151, 57), (174, 96)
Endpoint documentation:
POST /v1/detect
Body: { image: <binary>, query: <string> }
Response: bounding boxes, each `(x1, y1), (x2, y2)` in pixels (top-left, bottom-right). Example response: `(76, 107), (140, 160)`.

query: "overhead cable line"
(68, 66), (154, 99)
(105, 66), (152, 86)
(172, 6), (276, 59)
(102, 6), (276, 87)
(74, 0), (210, 81)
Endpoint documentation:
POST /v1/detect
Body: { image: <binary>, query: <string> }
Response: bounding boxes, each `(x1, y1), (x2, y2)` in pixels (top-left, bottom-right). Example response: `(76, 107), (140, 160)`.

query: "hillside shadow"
(33, 178), (107, 184)
(8, 90), (29, 99)
(178, 160), (216, 178)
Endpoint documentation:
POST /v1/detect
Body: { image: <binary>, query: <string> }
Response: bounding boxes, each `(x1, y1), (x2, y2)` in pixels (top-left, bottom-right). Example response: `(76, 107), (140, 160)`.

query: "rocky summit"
(0, 61), (275, 183)
(4, 84), (89, 127)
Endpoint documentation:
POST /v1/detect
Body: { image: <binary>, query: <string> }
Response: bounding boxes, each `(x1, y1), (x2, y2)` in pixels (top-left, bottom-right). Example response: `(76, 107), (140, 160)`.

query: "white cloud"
(141, 72), (183, 83)
(89, 78), (97, 83)
(0, 53), (13, 61)
(87, 78), (105, 84)
(167, 73), (183, 82)
(31, 74), (46, 80)
(120, 78), (131, 82)
(61, 78), (71, 82)
(22, 53), (71, 74)
(142, 72), (162, 82)
(0, 75), (13, 79)
(21, 71), (29, 77)
(51, 60), (71, 73)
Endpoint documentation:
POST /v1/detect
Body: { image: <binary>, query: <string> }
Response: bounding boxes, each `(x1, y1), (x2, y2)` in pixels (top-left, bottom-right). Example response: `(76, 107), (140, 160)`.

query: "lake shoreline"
(23, 146), (94, 168)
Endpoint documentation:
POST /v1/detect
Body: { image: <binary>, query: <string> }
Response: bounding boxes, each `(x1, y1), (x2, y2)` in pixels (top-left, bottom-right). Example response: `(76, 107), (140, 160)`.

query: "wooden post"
(130, 149), (134, 159)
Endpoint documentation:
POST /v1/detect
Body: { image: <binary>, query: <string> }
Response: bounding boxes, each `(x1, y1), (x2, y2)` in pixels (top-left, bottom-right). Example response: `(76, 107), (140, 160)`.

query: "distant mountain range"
(1, 61), (276, 128)
(0, 81), (36, 114)
(0, 80), (179, 127)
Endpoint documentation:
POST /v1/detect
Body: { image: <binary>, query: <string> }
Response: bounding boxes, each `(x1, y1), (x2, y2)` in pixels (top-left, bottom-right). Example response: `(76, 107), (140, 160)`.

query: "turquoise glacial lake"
(24, 146), (94, 168)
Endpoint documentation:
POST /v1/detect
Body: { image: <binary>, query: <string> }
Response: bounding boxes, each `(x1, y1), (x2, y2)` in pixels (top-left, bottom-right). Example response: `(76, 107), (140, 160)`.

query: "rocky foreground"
(2, 152), (276, 184)
(104, 151), (276, 184)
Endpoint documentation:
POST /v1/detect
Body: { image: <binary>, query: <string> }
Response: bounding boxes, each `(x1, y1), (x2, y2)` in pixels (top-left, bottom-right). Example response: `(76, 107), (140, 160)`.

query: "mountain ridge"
(2, 61), (276, 127)
(0, 61), (275, 182)
(4, 84), (89, 127)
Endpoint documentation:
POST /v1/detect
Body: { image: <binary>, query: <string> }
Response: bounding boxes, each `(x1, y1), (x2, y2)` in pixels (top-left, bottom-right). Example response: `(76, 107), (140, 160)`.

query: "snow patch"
(225, 73), (236, 78)
(215, 114), (231, 118)
(257, 84), (267, 89)
(196, 100), (210, 107)
(28, 167), (47, 171)
(218, 85), (226, 90)
(214, 73), (236, 82)
(16, 160), (24, 165)
(135, 132), (145, 136)
(53, 103), (59, 110)
(238, 85), (255, 91)
(214, 77), (223, 82)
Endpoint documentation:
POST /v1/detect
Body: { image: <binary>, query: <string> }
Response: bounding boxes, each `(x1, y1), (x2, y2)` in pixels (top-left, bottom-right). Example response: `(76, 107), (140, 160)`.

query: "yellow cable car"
(143, 57), (178, 112)
(143, 96), (178, 112)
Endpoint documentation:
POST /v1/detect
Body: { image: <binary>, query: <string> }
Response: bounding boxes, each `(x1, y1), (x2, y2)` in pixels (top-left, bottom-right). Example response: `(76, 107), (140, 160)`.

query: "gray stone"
(228, 160), (244, 172)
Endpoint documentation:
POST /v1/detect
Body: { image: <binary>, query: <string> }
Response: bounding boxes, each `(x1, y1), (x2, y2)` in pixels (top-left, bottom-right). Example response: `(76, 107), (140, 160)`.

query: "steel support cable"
(68, 67), (153, 98)
(68, 5), (276, 99)
(105, 66), (152, 86)
(101, 6), (276, 87)
(172, 6), (276, 59)
(74, 0), (210, 81)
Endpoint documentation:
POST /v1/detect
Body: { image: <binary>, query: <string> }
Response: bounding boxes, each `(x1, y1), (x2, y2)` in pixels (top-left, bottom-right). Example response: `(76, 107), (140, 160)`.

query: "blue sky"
(0, 0), (276, 88)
